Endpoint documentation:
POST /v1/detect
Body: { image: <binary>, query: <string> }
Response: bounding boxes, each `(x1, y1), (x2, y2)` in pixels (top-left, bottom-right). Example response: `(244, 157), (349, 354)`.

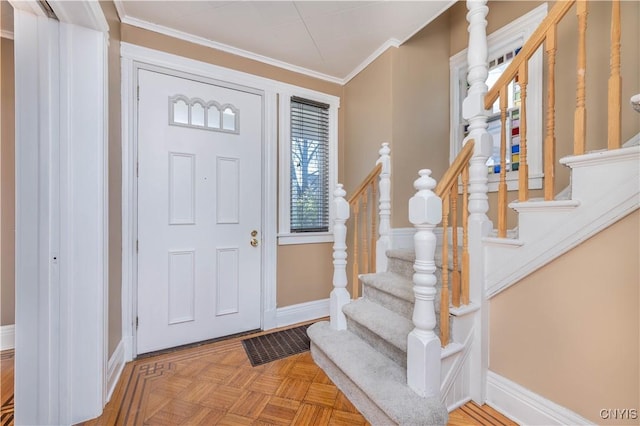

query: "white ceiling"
(115, 1), (456, 83)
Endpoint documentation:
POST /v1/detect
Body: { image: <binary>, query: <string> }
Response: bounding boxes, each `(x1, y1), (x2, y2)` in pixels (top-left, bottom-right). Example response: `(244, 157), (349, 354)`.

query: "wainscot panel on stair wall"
(100, 0), (123, 360)
(489, 210), (639, 425)
(120, 24), (344, 309)
(1, 36), (15, 328)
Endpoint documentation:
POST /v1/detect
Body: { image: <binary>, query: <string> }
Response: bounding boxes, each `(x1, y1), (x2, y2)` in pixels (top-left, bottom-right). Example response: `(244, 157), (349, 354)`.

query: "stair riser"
(362, 284), (414, 319)
(387, 257), (414, 280)
(309, 343), (397, 425)
(345, 318), (407, 368)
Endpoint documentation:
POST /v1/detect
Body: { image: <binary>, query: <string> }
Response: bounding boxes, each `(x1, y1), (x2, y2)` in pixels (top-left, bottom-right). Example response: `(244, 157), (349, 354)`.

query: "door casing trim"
(121, 43), (277, 360)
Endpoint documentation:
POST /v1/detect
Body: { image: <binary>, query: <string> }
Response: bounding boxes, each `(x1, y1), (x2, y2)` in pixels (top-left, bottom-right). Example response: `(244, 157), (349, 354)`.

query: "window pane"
(290, 98), (330, 233)
(173, 99), (189, 124)
(207, 105), (221, 129)
(222, 107), (236, 131)
(192, 102), (205, 127)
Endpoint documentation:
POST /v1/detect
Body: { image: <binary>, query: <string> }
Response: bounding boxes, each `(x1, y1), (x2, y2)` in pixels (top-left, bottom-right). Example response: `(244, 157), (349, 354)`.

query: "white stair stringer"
(440, 303), (478, 412)
(485, 146), (639, 298)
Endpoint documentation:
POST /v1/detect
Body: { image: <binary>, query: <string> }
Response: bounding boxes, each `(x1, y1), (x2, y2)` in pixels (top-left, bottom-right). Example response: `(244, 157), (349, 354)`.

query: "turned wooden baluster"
(352, 201), (360, 299)
(330, 184), (350, 330)
(461, 164), (470, 305)
(451, 190), (460, 308)
(574, 0), (587, 155)
(371, 182), (378, 271)
(608, 0), (621, 150)
(544, 24), (557, 201)
(362, 190), (369, 275)
(498, 85), (508, 238)
(518, 63), (529, 201)
(441, 194), (450, 347)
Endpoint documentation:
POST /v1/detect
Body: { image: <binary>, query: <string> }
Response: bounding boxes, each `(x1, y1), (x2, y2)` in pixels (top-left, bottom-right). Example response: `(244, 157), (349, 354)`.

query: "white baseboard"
(274, 298), (329, 329)
(106, 340), (125, 401)
(486, 371), (594, 425)
(1, 324), (15, 350)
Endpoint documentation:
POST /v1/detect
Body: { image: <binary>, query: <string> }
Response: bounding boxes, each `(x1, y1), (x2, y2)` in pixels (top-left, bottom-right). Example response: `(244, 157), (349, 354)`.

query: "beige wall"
(343, 49), (392, 195)
(490, 210), (639, 424)
(120, 23), (344, 309)
(343, 9), (451, 229)
(100, 1), (123, 358)
(390, 13), (451, 228)
(1, 36), (14, 326)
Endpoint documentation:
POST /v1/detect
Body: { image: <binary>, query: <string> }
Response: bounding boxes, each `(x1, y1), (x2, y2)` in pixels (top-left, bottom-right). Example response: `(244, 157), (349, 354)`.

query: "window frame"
(449, 3), (547, 192)
(278, 91), (339, 245)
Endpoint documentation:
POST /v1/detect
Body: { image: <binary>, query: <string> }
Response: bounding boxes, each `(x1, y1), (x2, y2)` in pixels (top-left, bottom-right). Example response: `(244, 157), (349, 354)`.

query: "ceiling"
(114, 1), (456, 83)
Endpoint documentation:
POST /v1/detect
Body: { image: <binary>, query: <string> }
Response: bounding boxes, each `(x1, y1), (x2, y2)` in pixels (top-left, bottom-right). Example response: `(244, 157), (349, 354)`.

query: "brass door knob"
(250, 238), (259, 247)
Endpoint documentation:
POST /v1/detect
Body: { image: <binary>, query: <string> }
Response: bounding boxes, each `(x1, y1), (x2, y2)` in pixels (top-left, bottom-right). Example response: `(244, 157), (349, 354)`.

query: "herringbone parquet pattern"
(0, 323), (516, 425)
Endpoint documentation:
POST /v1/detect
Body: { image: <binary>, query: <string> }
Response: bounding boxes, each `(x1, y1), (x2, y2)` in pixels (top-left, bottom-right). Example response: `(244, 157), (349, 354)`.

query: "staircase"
(309, 0), (637, 424)
(308, 250), (449, 425)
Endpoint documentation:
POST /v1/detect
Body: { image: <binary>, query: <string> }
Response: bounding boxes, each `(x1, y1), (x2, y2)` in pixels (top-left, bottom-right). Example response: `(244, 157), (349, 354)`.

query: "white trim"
(277, 90), (339, 244)
(486, 371), (594, 425)
(278, 233), (334, 245)
(0, 30), (14, 39)
(486, 147), (639, 298)
(0, 325), (15, 350)
(343, 39), (400, 84)
(274, 298), (329, 329)
(106, 340), (125, 401)
(14, 8), (108, 424)
(623, 132), (640, 147)
(117, 13), (343, 85)
(121, 43), (339, 358)
(49, 0), (109, 33)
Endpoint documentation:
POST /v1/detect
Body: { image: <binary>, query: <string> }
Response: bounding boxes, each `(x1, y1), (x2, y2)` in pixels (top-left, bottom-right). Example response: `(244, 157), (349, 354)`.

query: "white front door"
(136, 68), (263, 354)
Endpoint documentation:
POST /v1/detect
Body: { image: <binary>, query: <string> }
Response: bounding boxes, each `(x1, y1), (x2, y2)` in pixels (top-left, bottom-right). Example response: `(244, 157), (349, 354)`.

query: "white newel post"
(376, 142), (391, 272)
(407, 170), (442, 398)
(330, 184), (350, 330)
(464, 0), (493, 404)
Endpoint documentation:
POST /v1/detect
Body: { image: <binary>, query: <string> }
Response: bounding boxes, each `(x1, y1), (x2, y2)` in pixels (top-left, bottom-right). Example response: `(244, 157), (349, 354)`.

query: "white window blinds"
(290, 96), (330, 233)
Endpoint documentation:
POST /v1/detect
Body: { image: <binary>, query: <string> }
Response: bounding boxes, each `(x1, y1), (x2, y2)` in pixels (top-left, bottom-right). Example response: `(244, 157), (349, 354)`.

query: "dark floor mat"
(242, 323), (312, 366)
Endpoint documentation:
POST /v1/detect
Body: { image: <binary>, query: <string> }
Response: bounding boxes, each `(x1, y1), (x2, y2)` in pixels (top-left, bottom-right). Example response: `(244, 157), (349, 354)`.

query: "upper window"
(450, 3), (547, 192)
(169, 95), (239, 134)
(279, 93), (339, 245)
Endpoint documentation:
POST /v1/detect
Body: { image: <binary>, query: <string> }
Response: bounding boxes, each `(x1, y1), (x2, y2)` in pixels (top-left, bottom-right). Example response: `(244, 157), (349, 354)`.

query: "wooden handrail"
(349, 163), (382, 205)
(435, 140), (475, 197)
(348, 162), (384, 298)
(484, 0), (576, 110)
(433, 140), (475, 346)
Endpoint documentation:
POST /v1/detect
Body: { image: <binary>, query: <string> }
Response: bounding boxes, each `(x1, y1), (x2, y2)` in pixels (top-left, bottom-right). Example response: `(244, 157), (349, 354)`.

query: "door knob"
(251, 230), (258, 237)
(250, 238), (259, 247)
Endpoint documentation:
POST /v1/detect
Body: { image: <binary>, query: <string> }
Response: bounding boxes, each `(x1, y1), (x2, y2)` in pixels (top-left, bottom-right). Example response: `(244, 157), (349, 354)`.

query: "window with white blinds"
(289, 97), (330, 233)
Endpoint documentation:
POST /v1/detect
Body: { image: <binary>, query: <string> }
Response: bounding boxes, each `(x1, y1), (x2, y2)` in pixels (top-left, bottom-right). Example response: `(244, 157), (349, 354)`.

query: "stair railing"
(434, 140), (475, 346)
(330, 143), (391, 331)
(484, 0), (623, 237)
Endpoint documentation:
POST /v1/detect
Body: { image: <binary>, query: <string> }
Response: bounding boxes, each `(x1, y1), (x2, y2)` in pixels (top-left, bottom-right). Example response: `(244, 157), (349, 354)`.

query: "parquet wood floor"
(0, 322), (515, 425)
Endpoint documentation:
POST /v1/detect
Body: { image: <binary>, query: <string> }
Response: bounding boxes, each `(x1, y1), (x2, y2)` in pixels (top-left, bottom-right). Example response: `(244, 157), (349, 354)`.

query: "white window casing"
(278, 91), (339, 245)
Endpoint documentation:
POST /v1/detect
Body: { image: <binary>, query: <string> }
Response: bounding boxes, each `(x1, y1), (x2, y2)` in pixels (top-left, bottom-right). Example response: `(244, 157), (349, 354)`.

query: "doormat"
(242, 323), (312, 367)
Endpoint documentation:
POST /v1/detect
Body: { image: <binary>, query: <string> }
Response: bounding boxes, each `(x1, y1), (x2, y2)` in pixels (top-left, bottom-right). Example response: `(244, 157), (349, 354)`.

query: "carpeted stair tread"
(359, 272), (414, 303)
(308, 321), (448, 425)
(343, 298), (413, 355)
